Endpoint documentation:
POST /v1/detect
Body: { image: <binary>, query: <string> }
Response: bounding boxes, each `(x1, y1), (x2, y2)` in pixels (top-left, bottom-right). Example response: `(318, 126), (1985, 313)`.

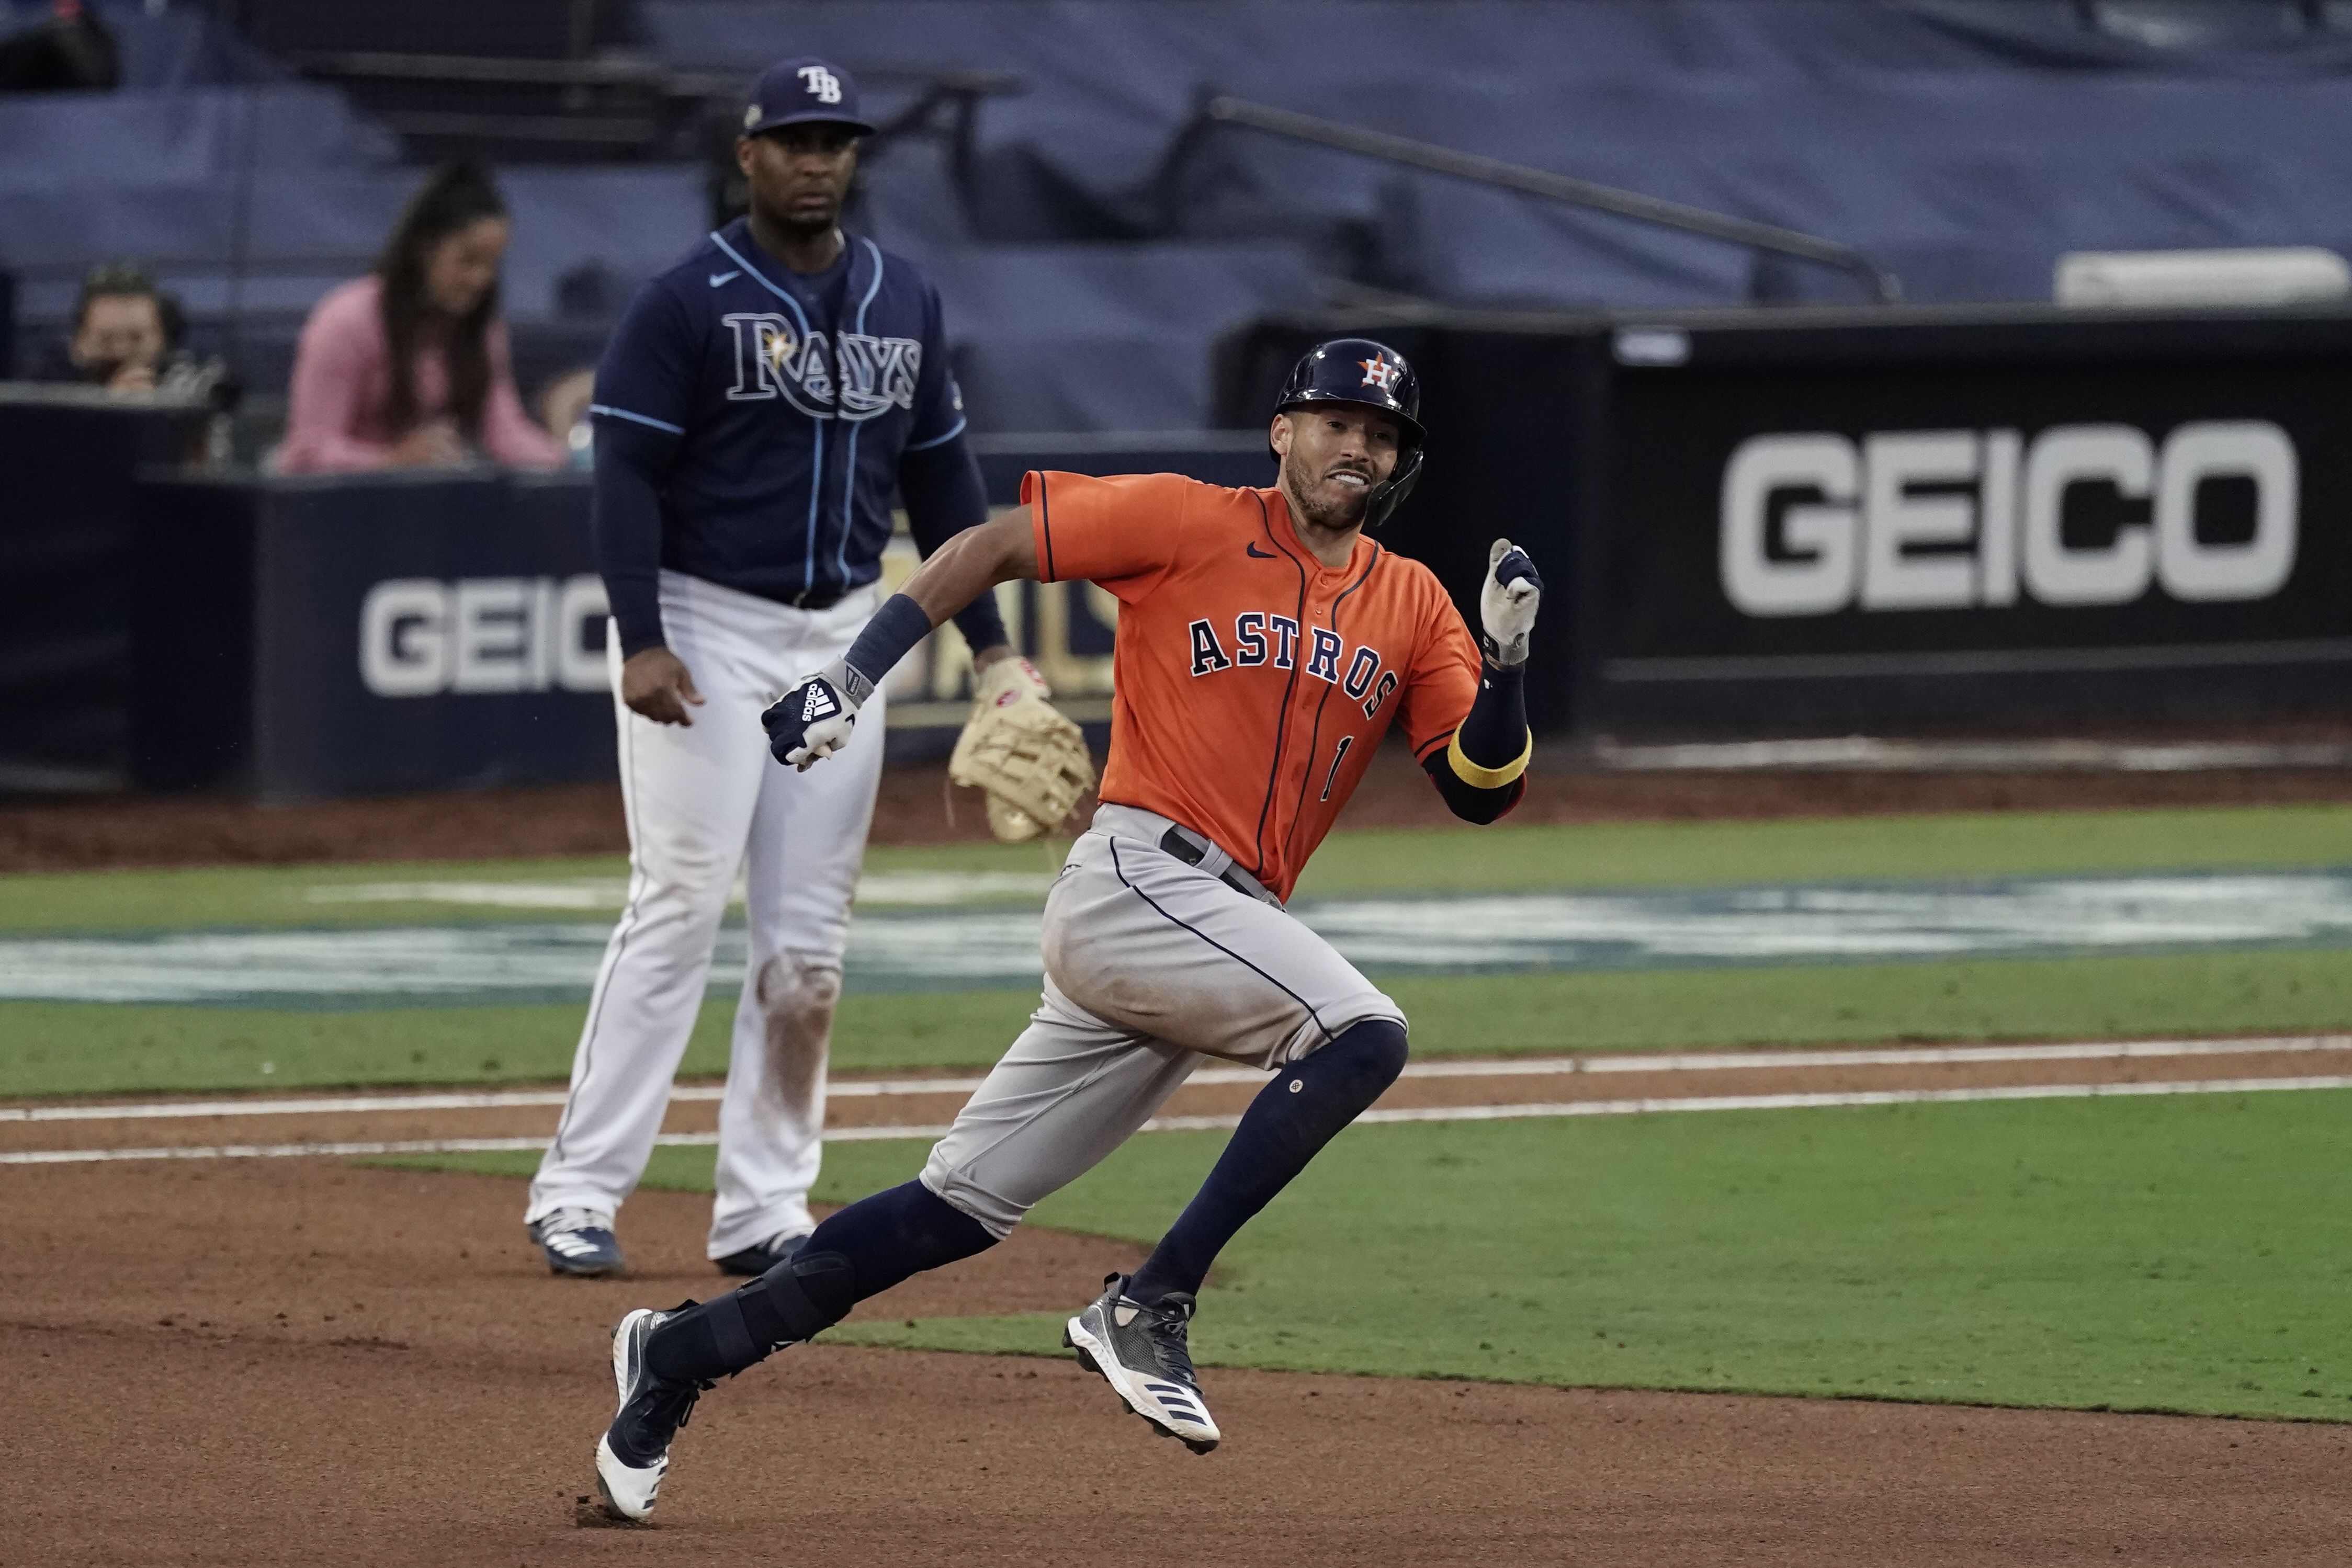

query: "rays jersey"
(589, 217), (967, 651)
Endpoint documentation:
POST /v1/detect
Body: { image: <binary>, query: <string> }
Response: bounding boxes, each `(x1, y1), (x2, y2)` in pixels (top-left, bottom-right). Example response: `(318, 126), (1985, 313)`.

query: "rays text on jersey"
(1186, 613), (1400, 718)
(720, 312), (921, 420)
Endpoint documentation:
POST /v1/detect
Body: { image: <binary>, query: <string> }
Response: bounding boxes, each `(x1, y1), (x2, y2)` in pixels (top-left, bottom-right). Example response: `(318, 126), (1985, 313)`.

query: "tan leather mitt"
(947, 656), (1095, 842)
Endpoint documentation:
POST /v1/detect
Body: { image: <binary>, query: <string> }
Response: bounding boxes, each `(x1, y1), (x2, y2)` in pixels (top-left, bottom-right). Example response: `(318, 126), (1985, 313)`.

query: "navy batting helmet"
(1271, 338), (1425, 528)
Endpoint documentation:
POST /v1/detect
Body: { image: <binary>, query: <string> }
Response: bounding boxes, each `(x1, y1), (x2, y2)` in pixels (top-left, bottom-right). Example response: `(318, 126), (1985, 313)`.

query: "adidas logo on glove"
(802, 686), (839, 721)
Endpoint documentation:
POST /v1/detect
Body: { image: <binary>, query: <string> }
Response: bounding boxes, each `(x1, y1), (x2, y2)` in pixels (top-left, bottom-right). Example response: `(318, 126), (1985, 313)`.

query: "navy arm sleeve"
(897, 278), (1008, 653)
(1421, 661), (1529, 825)
(898, 430), (1010, 654)
(588, 280), (697, 657)
(592, 419), (680, 657)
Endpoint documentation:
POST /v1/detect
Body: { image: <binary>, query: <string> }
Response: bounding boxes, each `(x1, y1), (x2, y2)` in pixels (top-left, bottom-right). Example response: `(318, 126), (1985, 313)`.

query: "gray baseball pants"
(919, 803), (1406, 1237)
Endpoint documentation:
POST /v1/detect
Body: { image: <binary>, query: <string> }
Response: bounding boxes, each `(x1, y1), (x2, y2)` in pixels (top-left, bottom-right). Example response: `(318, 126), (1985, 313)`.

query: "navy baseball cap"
(742, 56), (877, 138)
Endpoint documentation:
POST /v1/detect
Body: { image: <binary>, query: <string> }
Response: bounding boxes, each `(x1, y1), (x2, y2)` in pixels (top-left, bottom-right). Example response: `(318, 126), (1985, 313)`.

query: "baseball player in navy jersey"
(524, 55), (1014, 1279)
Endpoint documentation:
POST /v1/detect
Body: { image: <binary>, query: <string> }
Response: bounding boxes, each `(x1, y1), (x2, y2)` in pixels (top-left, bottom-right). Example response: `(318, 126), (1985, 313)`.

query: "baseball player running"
(524, 55), (1020, 1279)
(586, 338), (1544, 1520)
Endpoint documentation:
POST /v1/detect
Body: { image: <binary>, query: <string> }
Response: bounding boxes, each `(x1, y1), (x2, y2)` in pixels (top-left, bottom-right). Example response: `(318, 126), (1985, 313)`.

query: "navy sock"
(1125, 1017), (1409, 1305)
(646, 1180), (995, 1384)
(801, 1178), (997, 1299)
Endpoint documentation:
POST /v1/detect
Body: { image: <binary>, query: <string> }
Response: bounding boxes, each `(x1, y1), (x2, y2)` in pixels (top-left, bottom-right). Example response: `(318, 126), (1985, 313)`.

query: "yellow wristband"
(1446, 726), (1532, 790)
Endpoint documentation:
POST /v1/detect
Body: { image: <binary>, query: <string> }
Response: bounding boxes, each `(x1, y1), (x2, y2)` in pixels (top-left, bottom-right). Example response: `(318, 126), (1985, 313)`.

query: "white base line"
(7, 1035), (2348, 1126)
(7, 1076), (2349, 1166)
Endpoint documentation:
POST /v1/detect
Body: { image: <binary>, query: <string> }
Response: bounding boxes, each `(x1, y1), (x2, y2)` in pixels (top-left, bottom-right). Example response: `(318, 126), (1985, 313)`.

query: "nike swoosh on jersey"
(1246, 542), (1277, 558)
(708, 270), (741, 287)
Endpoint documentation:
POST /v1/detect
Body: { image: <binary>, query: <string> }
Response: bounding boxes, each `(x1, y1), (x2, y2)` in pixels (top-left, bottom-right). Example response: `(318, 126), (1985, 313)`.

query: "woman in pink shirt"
(278, 163), (564, 473)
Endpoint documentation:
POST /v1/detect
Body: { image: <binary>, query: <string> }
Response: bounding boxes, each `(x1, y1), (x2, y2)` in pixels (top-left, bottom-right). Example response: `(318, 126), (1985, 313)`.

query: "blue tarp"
(1, 0), (280, 87)
(12, 1), (2352, 428)
(648, 0), (2352, 308)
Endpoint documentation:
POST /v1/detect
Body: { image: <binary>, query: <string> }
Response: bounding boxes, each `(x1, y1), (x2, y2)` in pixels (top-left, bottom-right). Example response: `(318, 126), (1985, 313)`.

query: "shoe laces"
(1132, 1292), (1201, 1388)
(615, 1371), (711, 1464)
(540, 1206), (610, 1235)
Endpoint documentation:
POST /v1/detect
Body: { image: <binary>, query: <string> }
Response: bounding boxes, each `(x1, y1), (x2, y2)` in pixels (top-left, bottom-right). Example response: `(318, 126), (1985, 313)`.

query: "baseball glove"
(948, 656), (1095, 842)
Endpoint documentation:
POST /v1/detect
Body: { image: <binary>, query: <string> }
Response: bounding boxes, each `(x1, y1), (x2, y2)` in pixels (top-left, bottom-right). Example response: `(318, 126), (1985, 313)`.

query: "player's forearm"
(1426, 662), (1531, 824)
(897, 510), (1038, 632)
(833, 512), (1039, 698)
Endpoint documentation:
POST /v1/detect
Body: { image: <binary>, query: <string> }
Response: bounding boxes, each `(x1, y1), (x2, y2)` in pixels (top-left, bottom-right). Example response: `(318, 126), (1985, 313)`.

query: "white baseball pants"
(528, 570), (886, 1259)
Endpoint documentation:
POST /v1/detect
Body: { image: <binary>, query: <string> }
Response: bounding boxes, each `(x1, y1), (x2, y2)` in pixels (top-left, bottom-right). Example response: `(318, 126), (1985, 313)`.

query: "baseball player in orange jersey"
(587, 338), (1543, 1520)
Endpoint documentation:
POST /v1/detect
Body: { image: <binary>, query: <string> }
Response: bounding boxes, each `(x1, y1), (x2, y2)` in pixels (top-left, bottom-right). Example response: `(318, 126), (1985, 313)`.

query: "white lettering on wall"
(1720, 434), (1859, 617)
(358, 575), (610, 698)
(1718, 421), (2299, 618)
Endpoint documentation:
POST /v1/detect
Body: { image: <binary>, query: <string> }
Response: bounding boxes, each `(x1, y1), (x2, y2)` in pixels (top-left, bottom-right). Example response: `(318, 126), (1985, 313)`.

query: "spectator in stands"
(40, 262), (178, 393)
(277, 162), (562, 473)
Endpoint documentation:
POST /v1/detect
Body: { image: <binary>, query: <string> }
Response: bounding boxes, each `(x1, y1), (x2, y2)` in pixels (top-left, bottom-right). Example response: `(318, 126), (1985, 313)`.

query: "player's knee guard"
(738, 1251), (861, 1354)
(713, 1249), (858, 1363)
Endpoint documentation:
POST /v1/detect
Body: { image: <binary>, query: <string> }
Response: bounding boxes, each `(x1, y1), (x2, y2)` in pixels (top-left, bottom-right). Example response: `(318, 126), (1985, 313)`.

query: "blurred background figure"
(38, 262), (176, 393)
(276, 161), (562, 474)
(0, 0), (116, 95)
(536, 365), (600, 470)
(35, 260), (241, 428)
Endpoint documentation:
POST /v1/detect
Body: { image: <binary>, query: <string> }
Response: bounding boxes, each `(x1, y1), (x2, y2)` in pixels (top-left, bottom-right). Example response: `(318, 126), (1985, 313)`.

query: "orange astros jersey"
(1024, 469), (1482, 903)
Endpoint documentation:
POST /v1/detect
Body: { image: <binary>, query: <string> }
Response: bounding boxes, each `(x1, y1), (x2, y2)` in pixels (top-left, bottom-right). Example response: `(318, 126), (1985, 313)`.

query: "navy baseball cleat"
(713, 1231), (810, 1277)
(594, 1306), (710, 1522)
(530, 1208), (624, 1277)
(1064, 1274), (1221, 1453)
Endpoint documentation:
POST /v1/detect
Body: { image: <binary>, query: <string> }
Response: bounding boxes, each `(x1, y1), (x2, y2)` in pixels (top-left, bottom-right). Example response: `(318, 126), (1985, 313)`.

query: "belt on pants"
(1156, 825), (1277, 905)
(778, 584), (849, 611)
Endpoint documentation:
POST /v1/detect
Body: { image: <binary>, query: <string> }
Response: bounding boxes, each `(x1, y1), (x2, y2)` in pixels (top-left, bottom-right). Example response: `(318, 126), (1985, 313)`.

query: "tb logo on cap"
(798, 64), (843, 103)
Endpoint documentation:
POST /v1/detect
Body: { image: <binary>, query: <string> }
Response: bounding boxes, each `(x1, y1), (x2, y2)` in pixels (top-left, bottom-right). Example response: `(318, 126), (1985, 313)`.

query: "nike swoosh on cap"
(1246, 542), (1277, 558)
(708, 270), (741, 288)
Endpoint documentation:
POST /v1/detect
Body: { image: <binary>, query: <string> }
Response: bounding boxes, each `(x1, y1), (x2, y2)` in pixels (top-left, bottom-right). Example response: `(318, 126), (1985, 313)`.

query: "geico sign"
(1720, 422), (2297, 617)
(359, 575), (610, 697)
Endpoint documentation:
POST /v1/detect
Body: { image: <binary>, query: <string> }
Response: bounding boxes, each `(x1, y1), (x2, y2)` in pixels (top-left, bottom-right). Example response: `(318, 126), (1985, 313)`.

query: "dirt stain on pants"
(752, 955), (839, 1125)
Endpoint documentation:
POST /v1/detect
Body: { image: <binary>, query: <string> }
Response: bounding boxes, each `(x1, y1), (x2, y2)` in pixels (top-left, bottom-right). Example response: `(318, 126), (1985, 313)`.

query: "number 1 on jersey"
(1318, 735), (1355, 802)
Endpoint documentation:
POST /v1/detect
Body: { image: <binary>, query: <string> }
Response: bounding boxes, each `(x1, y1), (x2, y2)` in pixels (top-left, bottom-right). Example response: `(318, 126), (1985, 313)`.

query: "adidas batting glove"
(761, 658), (867, 771)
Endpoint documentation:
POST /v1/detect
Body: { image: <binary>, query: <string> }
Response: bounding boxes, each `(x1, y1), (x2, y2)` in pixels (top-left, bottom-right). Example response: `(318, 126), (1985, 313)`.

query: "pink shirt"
(276, 276), (564, 474)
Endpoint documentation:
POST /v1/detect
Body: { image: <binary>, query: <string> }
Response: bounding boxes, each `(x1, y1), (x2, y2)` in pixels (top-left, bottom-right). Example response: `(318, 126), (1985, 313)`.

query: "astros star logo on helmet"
(1359, 354), (1400, 392)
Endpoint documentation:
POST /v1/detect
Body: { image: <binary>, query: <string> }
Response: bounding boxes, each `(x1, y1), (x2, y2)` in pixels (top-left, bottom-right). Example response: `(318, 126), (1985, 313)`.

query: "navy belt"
(783, 584), (847, 611)
(1157, 825), (1271, 902)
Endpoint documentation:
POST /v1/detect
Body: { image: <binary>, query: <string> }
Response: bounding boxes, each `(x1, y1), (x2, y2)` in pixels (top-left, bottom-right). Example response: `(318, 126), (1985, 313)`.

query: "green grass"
(0, 840), (1071, 936)
(397, 1089), (2352, 1422)
(6, 803), (2351, 1099)
(11, 946), (2352, 1098)
(7, 803), (2350, 935)
(1287, 803), (2352, 898)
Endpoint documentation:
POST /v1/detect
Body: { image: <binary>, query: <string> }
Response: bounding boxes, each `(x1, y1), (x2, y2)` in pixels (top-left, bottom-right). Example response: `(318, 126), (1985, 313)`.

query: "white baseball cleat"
(1064, 1274), (1222, 1454)
(593, 1306), (706, 1522)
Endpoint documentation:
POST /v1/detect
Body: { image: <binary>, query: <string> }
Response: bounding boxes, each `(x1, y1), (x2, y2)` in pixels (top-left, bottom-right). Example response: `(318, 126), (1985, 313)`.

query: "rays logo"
(798, 64), (843, 104)
(1359, 354), (1400, 392)
(722, 313), (920, 421)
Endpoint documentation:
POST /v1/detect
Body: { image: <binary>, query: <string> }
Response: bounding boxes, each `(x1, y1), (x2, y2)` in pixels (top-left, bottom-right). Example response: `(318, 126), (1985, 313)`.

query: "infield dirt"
(11, 1155), (2352, 1566)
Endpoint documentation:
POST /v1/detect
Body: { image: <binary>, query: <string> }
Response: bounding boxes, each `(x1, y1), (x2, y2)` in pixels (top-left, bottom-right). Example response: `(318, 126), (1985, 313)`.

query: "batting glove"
(1479, 538), (1544, 667)
(761, 659), (863, 771)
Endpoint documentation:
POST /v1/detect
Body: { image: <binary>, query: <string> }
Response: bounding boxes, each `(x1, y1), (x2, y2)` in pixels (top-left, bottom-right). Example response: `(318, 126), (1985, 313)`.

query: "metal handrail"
(1203, 96), (1902, 305)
